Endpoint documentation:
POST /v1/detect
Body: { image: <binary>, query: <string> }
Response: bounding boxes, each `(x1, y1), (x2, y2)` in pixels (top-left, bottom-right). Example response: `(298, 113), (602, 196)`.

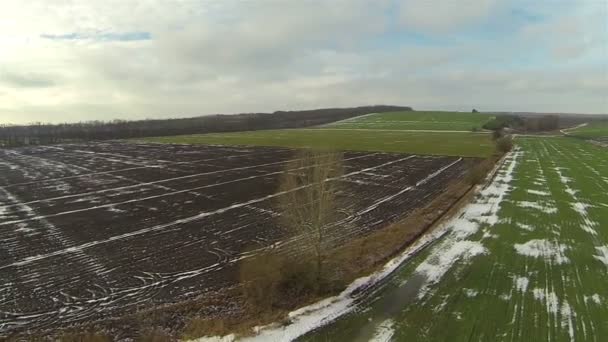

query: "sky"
(0, 0), (607, 124)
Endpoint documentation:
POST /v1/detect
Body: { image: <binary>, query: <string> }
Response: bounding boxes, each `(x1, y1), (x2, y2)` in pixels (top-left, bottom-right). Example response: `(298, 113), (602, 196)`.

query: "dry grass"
(185, 170), (486, 339)
(58, 332), (111, 342)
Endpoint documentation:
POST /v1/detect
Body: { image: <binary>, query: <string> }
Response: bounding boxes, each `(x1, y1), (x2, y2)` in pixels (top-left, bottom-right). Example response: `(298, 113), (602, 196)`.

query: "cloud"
(41, 31), (151, 42)
(398, 0), (500, 33)
(0, 0), (606, 124)
(0, 71), (57, 88)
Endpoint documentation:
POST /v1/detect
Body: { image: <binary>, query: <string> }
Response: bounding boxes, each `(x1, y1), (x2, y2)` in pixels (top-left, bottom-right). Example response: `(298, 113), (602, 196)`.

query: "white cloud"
(0, 0), (606, 124)
(398, 0), (500, 33)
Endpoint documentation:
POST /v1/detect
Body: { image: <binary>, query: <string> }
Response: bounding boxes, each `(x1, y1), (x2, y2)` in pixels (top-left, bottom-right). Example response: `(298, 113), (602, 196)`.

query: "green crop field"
(567, 121), (608, 139)
(321, 111), (494, 131)
(302, 137), (608, 341)
(140, 129), (495, 158)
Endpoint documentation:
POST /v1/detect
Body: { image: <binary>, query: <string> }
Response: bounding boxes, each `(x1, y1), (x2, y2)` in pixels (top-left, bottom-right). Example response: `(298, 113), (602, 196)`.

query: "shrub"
(59, 332), (110, 342)
(492, 128), (504, 140)
(465, 160), (492, 185)
(239, 250), (285, 311)
(239, 250), (318, 312)
(496, 136), (513, 154)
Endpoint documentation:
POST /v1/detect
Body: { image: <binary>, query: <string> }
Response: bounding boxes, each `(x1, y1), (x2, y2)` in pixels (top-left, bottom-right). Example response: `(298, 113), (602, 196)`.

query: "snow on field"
(527, 189), (550, 196)
(464, 288), (479, 298)
(369, 319), (395, 342)
(516, 222), (535, 231)
(194, 335), (236, 342)
(415, 241), (487, 299)
(516, 201), (558, 214)
(532, 288), (560, 315)
(584, 294), (602, 305)
(515, 276), (529, 293)
(560, 300), (576, 341)
(514, 239), (570, 264)
(594, 246), (608, 267)
(410, 151), (521, 299)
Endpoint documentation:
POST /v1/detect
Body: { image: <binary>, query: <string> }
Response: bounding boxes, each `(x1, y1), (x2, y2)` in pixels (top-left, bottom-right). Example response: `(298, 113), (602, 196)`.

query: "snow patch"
(515, 277), (529, 293)
(517, 201), (558, 214)
(193, 335), (235, 342)
(416, 241), (487, 298)
(594, 246), (608, 267)
(561, 300), (576, 341)
(527, 189), (550, 196)
(532, 288), (560, 315)
(571, 202), (592, 216)
(369, 319), (395, 342)
(514, 239), (569, 264)
(464, 288), (479, 298)
(499, 293), (512, 301)
(565, 188), (578, 196)
(516, 222), (535, 231)
(584, 294), (602, 305)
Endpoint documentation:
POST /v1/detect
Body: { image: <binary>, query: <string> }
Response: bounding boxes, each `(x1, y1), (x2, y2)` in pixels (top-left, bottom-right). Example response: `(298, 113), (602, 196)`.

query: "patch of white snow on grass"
(594, 246), (608, 267)
(193, 335), (235, 342)
(532, 288), (560, 315)
(499, 293), (512, 301)
(515, 277), (529, 293)
(561, 300), (576, 341)
(514, 239), (569, 264)
(464, 288), (479, 298)
(584, 294), (602, 305)
(527, 189), (550, 196)
(517, 222), (535, 231)
(416, 241), (487, 299)
(565, 188), (578, 196)
(517, 201), (558, 214)
(369, 319), (395, 342)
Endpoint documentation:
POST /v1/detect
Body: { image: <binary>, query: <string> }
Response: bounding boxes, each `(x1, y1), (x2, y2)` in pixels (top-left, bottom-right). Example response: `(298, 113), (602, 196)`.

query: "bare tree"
(276, 150), (345, 285)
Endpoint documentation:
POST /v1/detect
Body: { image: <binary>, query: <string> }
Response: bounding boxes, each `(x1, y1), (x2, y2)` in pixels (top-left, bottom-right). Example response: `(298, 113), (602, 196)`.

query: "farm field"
(298, 137), (608, 341)
(141, 129), (494, 158)
(566, 121), (608, 139)
(322, 111), (494, 131)
(0, 141), (479, 336)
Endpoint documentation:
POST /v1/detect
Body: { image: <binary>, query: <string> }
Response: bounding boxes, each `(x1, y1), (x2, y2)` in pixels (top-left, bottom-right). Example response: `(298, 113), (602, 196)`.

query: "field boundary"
(177, 157), (503, 340)
(309, 128), (490, 134)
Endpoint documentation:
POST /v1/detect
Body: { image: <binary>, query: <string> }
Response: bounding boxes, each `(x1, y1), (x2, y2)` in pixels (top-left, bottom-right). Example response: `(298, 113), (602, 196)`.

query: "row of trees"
(0, 105), (412, 147)
(483, 114), (560, 132)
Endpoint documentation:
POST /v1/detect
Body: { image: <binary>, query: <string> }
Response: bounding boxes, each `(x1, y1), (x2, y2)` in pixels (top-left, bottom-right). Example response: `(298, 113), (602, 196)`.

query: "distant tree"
(472, 109), (479, 113)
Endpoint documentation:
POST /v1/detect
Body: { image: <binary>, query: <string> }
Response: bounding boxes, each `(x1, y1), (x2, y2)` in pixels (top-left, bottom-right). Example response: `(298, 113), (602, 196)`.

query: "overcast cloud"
(0, 0), (607, 124)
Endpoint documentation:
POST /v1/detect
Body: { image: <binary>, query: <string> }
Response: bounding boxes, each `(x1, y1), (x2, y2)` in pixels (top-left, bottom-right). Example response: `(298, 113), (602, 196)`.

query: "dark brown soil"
(0, 141), (479, 338)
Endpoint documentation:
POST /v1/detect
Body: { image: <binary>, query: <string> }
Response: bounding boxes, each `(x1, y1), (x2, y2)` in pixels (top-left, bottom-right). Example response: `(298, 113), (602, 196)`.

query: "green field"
(141, 129), (494, 157)
(302, 137), (608, 341)
(322, 111), (494, 131)
(567, 121), (608, 138)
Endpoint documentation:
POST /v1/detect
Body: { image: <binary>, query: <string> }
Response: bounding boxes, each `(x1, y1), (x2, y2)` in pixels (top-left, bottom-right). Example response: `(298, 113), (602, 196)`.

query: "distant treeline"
(0, 105), (412, 147)
(484, 114), (561, 132)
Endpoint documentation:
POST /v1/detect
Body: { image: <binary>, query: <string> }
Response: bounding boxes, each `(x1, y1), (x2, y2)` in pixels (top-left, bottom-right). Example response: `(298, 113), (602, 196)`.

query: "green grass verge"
(322, 111), (494, 131)
(140, 129), (495, 158)
(568, 121), (608, 138)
